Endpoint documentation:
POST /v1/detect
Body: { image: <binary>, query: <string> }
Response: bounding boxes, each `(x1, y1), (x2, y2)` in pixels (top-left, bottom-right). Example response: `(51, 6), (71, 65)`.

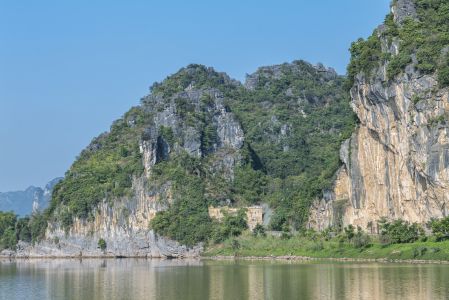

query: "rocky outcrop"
(140, 86), (244, 177)
(309, 0), (449, 232)
(13, 180), (201, 258)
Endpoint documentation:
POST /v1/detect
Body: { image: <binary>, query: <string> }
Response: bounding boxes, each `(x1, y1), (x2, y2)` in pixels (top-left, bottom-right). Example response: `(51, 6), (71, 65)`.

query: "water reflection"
(1, 259), (449, 300)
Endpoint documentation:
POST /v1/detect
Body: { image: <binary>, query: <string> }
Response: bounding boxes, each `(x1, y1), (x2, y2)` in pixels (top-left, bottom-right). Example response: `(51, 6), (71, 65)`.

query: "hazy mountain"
(0, 177), (63, 216)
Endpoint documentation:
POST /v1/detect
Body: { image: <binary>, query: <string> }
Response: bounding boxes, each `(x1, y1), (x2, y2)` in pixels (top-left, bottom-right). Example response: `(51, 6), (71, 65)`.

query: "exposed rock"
(309, 1), (449, 231)
(392, 0), (417, 24)
(14, 178), (202, 258)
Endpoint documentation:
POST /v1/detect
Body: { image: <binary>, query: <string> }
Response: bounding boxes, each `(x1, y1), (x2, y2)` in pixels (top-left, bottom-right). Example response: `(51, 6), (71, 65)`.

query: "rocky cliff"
(11, 66), (247, 258)
(309, 0), (449, 232)
(1, 60), (354, 258)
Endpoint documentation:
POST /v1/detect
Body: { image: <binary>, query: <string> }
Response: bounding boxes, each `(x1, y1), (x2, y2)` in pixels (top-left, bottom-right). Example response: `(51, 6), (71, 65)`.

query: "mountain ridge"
(0, 178), (63, 217)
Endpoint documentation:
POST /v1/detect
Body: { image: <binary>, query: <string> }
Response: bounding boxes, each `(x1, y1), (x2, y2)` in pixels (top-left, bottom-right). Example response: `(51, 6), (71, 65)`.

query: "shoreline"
(202, 255), (449, 264)
(2, 254), (449, 264)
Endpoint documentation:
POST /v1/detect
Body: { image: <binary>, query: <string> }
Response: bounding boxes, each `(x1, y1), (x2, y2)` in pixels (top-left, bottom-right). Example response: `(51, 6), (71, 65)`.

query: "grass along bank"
(203, 233), (449, 262)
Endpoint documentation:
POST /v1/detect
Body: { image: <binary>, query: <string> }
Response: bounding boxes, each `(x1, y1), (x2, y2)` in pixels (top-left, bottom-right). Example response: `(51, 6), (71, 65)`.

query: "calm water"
(1, 259), (449, 300)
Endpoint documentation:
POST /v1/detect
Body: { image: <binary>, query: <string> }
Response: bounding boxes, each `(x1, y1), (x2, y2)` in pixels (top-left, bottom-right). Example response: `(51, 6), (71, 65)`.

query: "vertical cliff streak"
(309, 0), (449, 232)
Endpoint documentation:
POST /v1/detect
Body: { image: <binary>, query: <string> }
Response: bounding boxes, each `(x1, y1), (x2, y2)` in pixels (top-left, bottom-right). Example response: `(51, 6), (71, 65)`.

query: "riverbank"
(4, 234), (449, 263)
(204, 255), (449, 264)
(203, 234), (449, 263)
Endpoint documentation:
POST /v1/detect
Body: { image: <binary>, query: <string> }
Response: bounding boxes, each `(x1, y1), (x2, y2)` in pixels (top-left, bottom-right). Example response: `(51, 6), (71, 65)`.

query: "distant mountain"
(0, 178), (63, 216)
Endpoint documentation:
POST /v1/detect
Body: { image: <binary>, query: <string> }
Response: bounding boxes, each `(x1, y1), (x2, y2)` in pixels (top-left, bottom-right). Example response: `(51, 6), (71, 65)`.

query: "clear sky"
(0, 0), (391, 191)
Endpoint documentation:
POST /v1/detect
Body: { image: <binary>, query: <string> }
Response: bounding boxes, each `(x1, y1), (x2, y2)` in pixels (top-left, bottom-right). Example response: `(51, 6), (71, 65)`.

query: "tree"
(1, 228), (17, 250)
(98, 238), (107, 251)
(378, 219), (423, 244)
(430, 217), (449, 241)
(15, 217), (31, 242)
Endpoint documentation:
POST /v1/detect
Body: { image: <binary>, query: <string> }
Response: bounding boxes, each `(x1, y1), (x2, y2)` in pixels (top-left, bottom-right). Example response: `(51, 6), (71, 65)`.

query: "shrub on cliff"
(98, 238), (107, 251)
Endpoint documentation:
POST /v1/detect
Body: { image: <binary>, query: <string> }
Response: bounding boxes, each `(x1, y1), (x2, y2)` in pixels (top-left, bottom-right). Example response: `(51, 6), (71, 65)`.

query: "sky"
(0, 0), (391, 192)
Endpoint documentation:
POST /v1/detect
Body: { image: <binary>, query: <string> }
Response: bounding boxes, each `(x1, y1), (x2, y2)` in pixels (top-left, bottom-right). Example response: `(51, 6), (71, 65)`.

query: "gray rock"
(392, 0), (417, 24)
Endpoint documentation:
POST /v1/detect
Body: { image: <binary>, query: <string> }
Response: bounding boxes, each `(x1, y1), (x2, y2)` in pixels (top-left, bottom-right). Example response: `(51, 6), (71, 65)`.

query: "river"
(1, 259), (448, 299)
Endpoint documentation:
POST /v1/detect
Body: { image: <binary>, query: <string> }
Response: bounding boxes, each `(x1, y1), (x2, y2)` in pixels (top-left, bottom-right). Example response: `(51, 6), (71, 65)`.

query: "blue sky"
(0, 0), (390, 191)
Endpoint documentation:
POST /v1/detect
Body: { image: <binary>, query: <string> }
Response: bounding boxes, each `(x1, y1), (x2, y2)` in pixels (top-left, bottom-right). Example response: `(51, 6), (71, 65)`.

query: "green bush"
(343, 225), (356, 241)
(0, 211), (17, 250)
(1, 228), (17, 250)
(347, 34), (382, 87)
(211, 209), (248, 243)
(231, 239), (241, 252)
(307, 241), (324, 251)
(352, 227), (371, 249)
(0, 211), (48, 249)
(430, 216), (449, 241)
(378, 218), (424, 244)
(15, 217), (31, 243)
(438, 64), (449, 87)
(98, 238), (107, 251)
(252, 224), (266, 237)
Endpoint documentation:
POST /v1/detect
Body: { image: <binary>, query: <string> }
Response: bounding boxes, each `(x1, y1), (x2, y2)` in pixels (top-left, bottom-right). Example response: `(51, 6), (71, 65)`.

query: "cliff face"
(309, 0), (449, 232)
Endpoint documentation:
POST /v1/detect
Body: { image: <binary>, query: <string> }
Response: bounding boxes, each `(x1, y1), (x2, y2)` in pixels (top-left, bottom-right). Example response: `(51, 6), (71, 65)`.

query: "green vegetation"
(430, 217), (449, 241)
(210, 210), (248, 244)
(49, 107), (148, 229)
(147, 62), (355, 245)
(205, 218), (449, 262)
(204, 232), (449, 261)
(252, 224), (266, 237)
(428, 114), (447, 127)
(0, 211), (50, 250)
(149, 154), (213, 247)
(378, 218), (425, 244)
(226, 61), (356, 230)
(347, 0), (449, 88)
(347, 34), (382, 87)
(4, 1), (449, 253)
(0, 211), (17, 250)
(150, 64), (237, 97)
(98, 238), (107, 251)
(149, 152), (250, 247)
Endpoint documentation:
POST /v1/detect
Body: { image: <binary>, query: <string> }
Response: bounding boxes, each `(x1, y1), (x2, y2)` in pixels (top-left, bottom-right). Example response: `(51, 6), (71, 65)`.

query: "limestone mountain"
(309, 0), (449, 232)
(3, 0), (447, 258)
(6, 61), (354, 257)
